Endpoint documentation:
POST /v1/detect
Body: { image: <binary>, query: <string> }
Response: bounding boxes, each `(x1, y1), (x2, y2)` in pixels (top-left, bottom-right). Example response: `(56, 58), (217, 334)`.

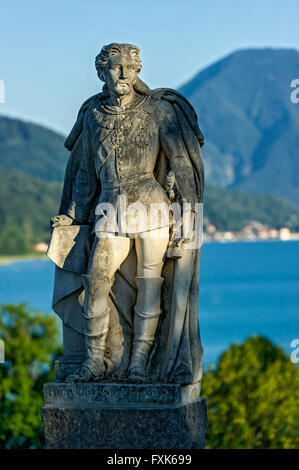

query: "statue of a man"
(49, 43), (205, 385)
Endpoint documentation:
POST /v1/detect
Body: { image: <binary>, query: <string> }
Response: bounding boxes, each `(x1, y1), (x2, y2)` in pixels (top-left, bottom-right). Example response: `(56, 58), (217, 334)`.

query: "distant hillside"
(204, 184), (299, 232)
(0, 170), (61, 254)
(0, 116), (68, 182)
(0, 168), (298, 255)
(179, 48), (299, 205)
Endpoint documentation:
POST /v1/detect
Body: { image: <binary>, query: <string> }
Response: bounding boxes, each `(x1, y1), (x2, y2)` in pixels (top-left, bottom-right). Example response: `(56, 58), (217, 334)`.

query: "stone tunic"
(66, 92), (198, 234)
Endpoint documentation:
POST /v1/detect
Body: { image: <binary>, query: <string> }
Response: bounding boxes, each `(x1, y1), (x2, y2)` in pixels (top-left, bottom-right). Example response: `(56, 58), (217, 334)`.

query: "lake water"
(0, 241), (298, 366)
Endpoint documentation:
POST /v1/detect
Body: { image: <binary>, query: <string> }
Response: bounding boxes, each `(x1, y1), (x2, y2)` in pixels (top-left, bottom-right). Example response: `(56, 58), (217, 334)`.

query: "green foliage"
(202, 336), (299, 449)
(0, 169), (62, 254)
(0, 303), (61, 449)
(204, 184), (299, 232)
(0, 224), (31, 255)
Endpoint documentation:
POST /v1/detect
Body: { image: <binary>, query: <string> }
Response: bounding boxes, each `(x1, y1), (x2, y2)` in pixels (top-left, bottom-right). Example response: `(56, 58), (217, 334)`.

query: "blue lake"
(0, 241), (298, 366)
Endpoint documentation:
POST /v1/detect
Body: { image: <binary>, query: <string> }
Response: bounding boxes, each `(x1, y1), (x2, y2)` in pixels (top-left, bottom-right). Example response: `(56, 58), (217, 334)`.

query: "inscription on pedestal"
(44, 382), (201, 408)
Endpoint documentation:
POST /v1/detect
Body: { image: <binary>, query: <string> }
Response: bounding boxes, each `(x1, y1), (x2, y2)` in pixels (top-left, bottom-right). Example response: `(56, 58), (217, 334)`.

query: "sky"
(0, 0), (299, 135)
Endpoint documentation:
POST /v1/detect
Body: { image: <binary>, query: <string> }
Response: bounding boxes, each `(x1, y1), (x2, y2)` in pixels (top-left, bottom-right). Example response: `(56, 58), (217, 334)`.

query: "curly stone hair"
(95, 43), (142, 81)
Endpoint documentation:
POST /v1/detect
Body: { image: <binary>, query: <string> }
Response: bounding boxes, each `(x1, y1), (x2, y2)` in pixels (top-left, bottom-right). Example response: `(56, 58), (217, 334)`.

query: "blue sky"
(0, 0), (299, 134)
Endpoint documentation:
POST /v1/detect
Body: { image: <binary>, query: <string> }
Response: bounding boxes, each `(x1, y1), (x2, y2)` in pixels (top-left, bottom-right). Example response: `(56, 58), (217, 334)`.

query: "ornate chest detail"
(135, 126), (149, 151)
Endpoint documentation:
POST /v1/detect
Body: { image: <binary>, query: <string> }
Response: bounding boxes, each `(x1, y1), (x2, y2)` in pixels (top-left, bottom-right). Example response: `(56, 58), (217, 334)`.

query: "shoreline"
(204, 237), (299, 244)
(1, 238), (299, 266)
(0, 253), (48, 266)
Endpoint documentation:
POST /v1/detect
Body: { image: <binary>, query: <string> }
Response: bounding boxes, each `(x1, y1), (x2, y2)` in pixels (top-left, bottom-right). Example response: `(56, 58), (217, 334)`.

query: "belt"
(101, 173), (153, 190)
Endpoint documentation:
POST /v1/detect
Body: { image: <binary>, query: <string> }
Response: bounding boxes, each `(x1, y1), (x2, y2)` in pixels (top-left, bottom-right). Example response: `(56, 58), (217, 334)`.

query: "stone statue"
(47, 43), (205, 387)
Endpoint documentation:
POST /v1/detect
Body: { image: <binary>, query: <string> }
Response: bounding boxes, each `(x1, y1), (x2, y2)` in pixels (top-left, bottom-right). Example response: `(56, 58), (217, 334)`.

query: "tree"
(0, 303), (61, 448)
(202, 336), (299, 449)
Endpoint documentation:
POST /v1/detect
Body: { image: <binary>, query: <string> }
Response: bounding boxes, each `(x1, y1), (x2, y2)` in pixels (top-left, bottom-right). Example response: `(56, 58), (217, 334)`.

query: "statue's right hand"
(51, 214), (74, 228)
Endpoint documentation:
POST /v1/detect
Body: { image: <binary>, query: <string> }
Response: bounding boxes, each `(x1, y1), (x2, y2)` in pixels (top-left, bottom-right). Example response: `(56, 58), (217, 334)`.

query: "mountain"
(179, 48), (299, 205)
(0, 116), (68, 182)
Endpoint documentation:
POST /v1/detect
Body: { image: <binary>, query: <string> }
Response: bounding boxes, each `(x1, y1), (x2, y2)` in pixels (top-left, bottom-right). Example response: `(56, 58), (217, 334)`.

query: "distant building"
(223, 231), (234, 240)
(33, 242), (48, 253)
(206, 222), (216, 234)
(279, 228), (291, 241)
(203, 218), (296, 244)
(257, 227), (270, 239)
(269, 229), (279, 239)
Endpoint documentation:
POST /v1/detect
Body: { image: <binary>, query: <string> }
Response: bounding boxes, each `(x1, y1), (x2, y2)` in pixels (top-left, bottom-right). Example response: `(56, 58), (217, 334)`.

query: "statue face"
(104, 53), (138, 96)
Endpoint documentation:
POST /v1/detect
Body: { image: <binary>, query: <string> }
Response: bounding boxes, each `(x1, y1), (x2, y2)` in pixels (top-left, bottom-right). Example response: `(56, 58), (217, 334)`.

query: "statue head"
(95, 43), (142, 97)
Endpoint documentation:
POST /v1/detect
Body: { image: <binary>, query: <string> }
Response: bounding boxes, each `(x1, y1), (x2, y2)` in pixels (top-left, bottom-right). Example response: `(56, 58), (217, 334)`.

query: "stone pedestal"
(42, 382), (207, 449)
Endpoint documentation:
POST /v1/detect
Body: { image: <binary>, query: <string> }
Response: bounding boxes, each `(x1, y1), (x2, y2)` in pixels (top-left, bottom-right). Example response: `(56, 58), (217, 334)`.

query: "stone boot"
(65, 276), (111, 382)
(128, 276), (164, 383)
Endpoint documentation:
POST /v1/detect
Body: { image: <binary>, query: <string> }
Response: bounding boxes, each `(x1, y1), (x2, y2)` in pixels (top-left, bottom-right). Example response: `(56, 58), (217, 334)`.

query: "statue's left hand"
(51, 214), (74, 228)
(174, 210), (195, 247)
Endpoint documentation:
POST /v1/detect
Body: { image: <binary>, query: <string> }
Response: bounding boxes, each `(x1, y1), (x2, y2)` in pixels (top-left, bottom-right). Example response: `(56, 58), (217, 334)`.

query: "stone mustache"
(48, 43), (205, 385)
